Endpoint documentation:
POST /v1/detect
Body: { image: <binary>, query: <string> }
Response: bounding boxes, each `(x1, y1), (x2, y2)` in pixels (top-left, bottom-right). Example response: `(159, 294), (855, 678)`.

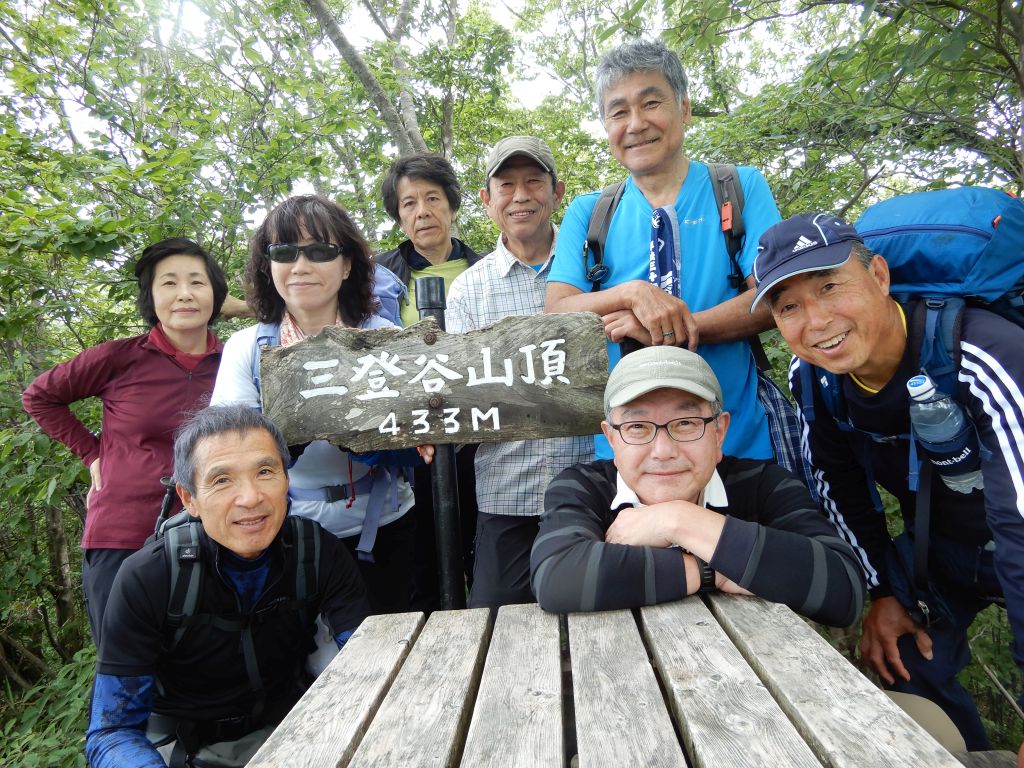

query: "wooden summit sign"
(260, 312), (608, 451)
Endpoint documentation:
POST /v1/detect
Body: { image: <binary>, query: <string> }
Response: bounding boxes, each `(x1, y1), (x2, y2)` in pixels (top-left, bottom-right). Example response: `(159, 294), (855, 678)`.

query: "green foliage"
(0, 647), (93, 768)
(964, 605), (1024, 750)
(2, 0), (1023, 757)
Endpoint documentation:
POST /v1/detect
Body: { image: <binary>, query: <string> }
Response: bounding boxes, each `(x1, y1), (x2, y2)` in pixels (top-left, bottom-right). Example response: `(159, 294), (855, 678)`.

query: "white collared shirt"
(610, 469), (729, 510)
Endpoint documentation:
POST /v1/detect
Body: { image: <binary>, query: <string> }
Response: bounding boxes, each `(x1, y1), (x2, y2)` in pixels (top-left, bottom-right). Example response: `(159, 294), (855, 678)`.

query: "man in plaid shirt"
(445, 136), (595, 607)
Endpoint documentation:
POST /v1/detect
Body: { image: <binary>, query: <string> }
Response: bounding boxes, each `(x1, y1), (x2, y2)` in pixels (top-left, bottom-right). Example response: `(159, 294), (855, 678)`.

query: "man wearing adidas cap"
(530, 345), (864, 626)
(753, 212), (1024, 750)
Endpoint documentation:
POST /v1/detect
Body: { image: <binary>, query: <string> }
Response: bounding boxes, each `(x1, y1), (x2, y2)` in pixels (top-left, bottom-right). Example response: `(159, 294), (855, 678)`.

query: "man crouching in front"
(530, 346), (864, 626)
(85, 404), (369, 767)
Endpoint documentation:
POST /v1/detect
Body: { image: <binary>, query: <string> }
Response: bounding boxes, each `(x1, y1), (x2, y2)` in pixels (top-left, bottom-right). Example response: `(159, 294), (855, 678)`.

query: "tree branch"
(300, 0), (418, 155)
(0, 630), (49, 679)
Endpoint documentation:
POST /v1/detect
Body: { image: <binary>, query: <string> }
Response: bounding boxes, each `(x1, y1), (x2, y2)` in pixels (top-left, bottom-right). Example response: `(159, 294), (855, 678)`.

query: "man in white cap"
(445, 136), (593, 607)
(530, 345), (863, 626)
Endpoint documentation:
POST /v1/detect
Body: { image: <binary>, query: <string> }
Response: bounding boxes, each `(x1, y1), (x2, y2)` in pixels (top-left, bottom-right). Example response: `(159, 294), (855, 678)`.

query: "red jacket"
(23, 331), (222, 549)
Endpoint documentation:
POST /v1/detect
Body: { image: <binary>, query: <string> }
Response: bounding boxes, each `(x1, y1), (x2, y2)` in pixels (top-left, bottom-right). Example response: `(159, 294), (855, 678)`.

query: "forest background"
(2, 0), (1023, 762)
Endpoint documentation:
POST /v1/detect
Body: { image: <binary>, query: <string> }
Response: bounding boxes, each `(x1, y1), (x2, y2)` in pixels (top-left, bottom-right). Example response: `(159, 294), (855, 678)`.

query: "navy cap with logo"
(749, 213), (863, 312)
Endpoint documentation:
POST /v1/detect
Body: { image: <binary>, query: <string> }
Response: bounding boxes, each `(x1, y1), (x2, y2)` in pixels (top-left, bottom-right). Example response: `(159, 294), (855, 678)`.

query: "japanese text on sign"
(296, 340), (570, 401)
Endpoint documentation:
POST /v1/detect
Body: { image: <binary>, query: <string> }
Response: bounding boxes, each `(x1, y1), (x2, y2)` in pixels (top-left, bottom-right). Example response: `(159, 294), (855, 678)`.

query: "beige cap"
(604, 347), (723, 416)
(485, 136), (557, 180)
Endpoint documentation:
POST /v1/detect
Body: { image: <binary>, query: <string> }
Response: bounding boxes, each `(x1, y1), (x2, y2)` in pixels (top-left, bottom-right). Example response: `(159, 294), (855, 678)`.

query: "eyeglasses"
(610, 414), (720, 445)
(267, 243), (341, 263)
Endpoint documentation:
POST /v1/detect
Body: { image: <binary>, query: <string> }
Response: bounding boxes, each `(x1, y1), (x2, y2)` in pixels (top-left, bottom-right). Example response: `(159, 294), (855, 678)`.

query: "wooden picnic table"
(248, 595), (972, 768)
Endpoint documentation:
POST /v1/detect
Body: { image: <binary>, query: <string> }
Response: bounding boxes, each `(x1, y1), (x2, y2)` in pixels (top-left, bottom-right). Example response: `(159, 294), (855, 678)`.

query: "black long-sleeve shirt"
(530, 456), (865, 627)
(791, 302), (1024, 676)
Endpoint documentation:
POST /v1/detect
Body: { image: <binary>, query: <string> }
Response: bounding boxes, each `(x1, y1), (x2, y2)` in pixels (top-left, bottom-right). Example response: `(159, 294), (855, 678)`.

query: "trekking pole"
(415, 276), (466, 610)
(153, 476), (178, 536)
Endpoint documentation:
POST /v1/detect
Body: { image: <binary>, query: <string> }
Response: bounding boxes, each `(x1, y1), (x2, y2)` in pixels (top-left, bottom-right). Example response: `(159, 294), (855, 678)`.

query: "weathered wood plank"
(706, 593), (963, 768)
(261, 313), (608, 450)
(568, 609), (687, 768)
(348, 607), (491, 768)
(247, 612), (425, 768)
(459, 604), (563, 768)
(953, 750), (1018, 768)
(639, 598), (823, 768)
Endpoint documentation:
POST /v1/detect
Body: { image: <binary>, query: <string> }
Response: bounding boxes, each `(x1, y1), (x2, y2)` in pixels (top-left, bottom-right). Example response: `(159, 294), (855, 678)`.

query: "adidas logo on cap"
(791, 235), (818, 253)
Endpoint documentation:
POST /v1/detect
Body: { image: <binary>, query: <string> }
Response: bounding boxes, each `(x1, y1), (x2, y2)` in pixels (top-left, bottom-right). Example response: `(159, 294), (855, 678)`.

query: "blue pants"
(887, 535), (1003, 751)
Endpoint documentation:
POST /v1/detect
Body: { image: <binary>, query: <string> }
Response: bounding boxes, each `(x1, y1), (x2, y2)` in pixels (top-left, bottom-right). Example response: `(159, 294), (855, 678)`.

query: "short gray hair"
(595, 39), (689, 120)
(173, 405), (290, 494)
(850, 241), (876, 268)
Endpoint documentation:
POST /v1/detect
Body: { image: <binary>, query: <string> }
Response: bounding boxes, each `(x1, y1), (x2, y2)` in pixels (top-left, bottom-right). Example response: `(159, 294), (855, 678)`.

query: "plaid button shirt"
(445, 227), (594, 517)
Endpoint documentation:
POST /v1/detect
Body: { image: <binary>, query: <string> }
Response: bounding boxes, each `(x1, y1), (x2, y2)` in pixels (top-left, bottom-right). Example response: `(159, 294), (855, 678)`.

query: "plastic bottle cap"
(907, 373), (936, 401)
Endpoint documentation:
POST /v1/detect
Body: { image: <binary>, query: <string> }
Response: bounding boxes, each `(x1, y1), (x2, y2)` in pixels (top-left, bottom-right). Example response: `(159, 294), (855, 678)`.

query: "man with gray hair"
(544, 38), (785, 471)
(530, 346), (864, 626)
(445, 135), (593, 607)
(85, 404), (369, 768)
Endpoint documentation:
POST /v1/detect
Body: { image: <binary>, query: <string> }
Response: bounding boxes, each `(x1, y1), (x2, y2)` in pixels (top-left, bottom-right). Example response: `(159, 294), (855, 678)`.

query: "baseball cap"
(750, 213), (863, 312)
(484, 136), (557, 180)
(604, 347), (723, 416)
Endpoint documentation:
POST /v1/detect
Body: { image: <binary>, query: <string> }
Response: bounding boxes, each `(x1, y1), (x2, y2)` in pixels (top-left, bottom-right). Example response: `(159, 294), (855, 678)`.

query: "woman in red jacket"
(23, 238), (227, 643)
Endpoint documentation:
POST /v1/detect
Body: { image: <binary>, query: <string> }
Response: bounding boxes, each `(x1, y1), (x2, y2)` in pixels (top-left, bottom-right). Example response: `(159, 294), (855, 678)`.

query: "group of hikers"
(21, 37), (1024, 767)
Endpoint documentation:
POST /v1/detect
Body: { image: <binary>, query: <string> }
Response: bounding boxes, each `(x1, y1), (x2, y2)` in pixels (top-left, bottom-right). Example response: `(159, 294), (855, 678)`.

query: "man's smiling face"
(177, 428), (289, 560)
(482, 156), (564, 249)
(601, 70), (690, 179)
(769, 253), (896, 379)
(602, 388), (727, 506)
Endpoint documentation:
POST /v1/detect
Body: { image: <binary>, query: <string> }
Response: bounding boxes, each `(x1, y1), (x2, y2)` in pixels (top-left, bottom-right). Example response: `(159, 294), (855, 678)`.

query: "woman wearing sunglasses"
(23, 238), (227, 643)
(211, 195), (416, 615)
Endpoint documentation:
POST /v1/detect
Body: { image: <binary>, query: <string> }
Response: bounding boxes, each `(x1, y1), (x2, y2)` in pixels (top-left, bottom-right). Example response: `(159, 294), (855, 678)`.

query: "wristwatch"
(694, 556), (716, 593)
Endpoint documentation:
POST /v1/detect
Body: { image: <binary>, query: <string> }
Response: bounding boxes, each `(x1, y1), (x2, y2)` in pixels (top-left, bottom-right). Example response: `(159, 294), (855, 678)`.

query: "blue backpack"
(370, 262), (407, 326)
(856, 186), (1024, 326)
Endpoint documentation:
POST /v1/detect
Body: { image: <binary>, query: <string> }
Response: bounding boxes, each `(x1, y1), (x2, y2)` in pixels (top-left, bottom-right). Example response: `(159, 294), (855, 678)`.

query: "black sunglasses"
(267, 242), (341, 263)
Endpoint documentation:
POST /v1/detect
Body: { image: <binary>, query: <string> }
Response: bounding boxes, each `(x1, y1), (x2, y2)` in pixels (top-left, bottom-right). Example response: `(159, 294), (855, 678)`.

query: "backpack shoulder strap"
(286, 515), (321, 603)
(584, 180), (627, 291)
(797, 360), (888, 514)
(706, 162), (746, 290)
(798, 360), (844, 426)
(707, 163), (771, 369)
(252, 321), (281, 393)
(165, 518), (203, 651)
(907, 299), (964, 609)
(911, 298), (964, 397)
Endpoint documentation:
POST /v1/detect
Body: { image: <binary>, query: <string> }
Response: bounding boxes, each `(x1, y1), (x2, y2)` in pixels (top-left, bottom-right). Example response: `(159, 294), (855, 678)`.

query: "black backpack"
(152, 510), (322, 653)
(583, 163), (769, 370)
(583, 164), (813, 492)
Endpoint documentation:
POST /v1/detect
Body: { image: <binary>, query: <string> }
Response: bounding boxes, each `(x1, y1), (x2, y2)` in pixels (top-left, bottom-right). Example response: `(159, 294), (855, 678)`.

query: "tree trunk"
(301, 0), (426, 156)
(438, 0), (457, 159)
(45, 504), (77, 628)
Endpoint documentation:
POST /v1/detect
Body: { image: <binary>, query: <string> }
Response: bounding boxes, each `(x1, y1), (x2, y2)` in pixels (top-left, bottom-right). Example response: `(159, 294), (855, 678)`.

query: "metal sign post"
(415, 276), (465, 610)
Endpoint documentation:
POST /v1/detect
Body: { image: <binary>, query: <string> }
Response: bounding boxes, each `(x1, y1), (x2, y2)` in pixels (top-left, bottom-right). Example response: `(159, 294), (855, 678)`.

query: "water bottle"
(907, 373), (983, 493)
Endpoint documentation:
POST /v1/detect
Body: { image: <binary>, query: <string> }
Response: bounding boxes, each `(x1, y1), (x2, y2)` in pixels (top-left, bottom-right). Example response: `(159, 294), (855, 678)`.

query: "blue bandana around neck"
(648, 206), (681, 297)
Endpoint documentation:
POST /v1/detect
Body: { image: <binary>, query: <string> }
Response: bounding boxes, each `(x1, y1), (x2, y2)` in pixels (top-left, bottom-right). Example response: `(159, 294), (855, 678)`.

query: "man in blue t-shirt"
(545, 38), (779, 461)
